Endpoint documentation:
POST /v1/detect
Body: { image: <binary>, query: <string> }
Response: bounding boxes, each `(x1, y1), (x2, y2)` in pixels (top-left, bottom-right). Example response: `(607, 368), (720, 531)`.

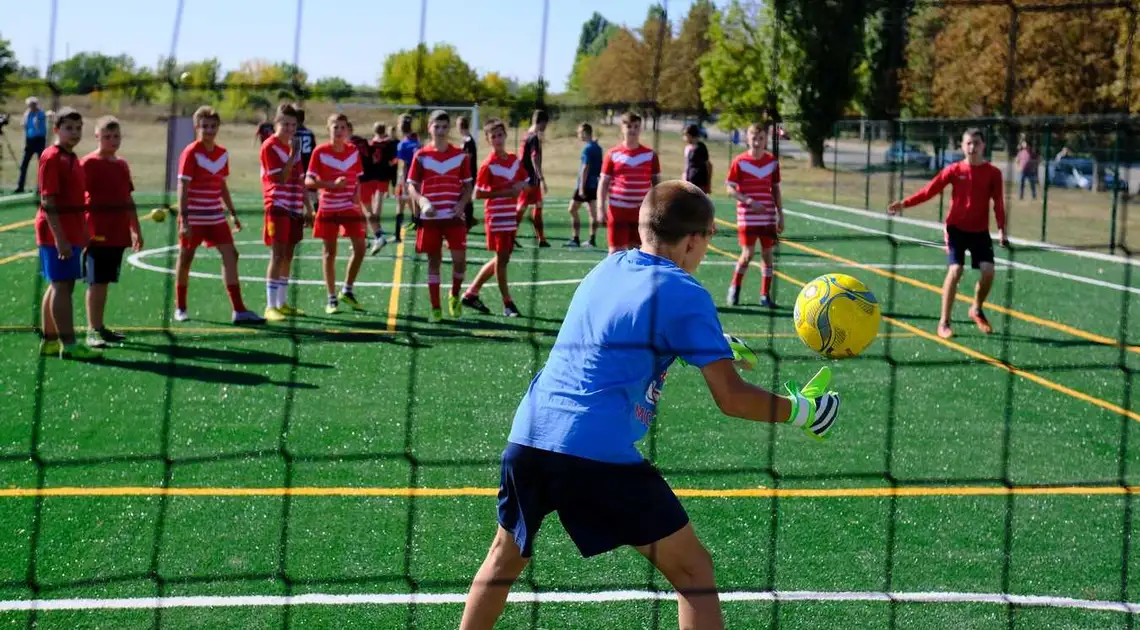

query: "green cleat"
(429, 308), (444, 323)
(39, 339), (62, 357)
(264, 307), (288, 323)
(61, 343), (103, 360)
(448, 295), (462, 318)
(278, 303), (305, 317)
(338, 291), (364, 312)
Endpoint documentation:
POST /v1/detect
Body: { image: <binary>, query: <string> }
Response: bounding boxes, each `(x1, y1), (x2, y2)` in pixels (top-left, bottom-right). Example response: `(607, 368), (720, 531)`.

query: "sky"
(3, 0), (698, 93)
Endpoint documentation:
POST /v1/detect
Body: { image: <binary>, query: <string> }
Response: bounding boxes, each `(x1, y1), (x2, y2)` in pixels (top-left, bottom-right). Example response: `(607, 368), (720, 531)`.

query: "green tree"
(49, 52), (135, 94)
(582, 5), (672, 107)
(660, 0), (714, 113)
(699, 1), (772, 131)
(567, 12), (616, 95)
(478, 71), (513, 105)
(313, 76), (353, 101)
(859, 0), (914, 119)
(379, 44), (479, 103)
(0, 37), (18, 99)
(103, 66), (159, 108)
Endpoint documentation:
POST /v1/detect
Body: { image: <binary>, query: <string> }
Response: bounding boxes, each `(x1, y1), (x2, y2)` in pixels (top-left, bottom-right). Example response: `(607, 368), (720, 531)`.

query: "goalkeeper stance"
(459, 181), (841, 630)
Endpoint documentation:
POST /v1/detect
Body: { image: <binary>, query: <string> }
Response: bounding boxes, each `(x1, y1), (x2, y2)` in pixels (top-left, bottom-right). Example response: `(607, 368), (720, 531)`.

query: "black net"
(0, 0), (1137, 628)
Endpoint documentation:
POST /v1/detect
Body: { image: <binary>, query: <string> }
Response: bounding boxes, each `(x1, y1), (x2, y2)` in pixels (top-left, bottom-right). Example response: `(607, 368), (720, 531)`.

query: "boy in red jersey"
(889, 128), (1009, 339)
(36, 107), (100, 359)
(81, 116), (143, 348)
(599, 111), (661, 255)
(516, 109), (550, 247)
(725, 123), (783, 308)
(260, 103), (312, 322)
(460, 119), (528, 318)
(174, 106), (264, 325)
(307, 114), (367, 315)
(407, 109), (474, 322)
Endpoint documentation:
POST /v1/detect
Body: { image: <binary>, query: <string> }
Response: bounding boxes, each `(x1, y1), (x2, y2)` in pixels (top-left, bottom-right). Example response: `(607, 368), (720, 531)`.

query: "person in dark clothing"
(458, 116), (478, 232)
(682, 124), (712, 194)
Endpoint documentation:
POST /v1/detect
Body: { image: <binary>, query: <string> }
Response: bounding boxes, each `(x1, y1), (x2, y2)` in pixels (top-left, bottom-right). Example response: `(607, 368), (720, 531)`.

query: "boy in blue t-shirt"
(459, 180), (842, 630)
(565, 122), (604, 248)
(393, 114), (422, 242)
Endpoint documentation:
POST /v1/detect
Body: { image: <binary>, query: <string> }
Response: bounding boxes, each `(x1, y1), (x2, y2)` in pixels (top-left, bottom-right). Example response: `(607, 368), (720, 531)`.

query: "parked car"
(884, 142), (931, 167)
(1048, 157), (1129, 191)
(929, 149), (965, 170)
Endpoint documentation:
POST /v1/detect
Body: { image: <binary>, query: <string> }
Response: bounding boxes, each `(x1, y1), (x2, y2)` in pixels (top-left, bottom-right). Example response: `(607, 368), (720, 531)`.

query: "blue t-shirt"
(25, 110), (46, 140)
(508, 249), (733, 464)
(579, 140), (603, 189)
(397, 136), (421, 179)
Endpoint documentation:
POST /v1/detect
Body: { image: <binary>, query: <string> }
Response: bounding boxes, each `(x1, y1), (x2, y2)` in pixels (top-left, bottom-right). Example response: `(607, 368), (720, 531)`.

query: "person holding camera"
(16, 96), (48, 193)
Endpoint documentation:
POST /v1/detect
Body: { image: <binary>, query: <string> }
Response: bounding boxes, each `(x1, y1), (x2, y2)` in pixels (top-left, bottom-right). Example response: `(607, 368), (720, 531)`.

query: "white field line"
(1, 589), (1138, 614)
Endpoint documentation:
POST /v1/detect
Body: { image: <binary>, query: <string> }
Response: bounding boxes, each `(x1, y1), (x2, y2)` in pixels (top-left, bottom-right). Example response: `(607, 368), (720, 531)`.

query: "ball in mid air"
(149, 207), (167, 223)
(793, 273), (881, 358)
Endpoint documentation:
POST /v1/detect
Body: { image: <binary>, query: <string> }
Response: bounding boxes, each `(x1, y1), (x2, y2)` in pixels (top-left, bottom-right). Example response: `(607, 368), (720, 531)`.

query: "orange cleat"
(969, 308), (993, 334)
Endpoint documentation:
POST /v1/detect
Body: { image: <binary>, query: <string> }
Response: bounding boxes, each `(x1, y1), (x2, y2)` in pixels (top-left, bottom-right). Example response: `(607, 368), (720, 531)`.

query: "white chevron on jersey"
(272, 145), (290, 163)
(488, 161), (521, 181)
(194, 152), (228, 174)
(318, 150), (359, 172)
(421, 153), (467, 175)
(739, 160), (778, 181)
(611, 151), (655, 167)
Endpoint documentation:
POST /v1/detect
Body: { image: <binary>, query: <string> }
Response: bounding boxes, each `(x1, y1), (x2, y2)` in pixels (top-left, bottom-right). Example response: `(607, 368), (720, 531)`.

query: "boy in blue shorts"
(459, 180), (842, 630)
(35, 107), (100, 359)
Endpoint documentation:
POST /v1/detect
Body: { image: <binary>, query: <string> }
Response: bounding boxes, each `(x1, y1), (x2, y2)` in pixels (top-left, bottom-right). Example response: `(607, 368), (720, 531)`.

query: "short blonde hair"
(95, 115), (120, 133)
(192, 106), (220, 127)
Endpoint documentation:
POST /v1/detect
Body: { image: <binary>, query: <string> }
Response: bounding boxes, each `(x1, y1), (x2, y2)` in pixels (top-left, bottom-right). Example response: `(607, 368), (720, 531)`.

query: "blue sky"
(4, 0), (696, 93)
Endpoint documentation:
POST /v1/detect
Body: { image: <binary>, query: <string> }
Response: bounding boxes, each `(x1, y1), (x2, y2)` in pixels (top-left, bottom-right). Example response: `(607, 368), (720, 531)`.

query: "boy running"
(81, 115), (143, 348)
(365, 122), (397, 255)
(393, 114), (422, 242)
(460, 119), (528, 318)
(306, 114), (367, 314)
(260, 103), (312, 322)
(36, 107), (100, 359)
(725, 122), (783, 308)
(516, 110), (550, 247)
(174, 106), (264, 324)
(565, 122), (603, 248)
(888, 127), (1009, 338)
(459, 116), (478, 232)
(599, 111), (661, 254)
(407, 109), (473, 322)
(458, 181), (842, 630)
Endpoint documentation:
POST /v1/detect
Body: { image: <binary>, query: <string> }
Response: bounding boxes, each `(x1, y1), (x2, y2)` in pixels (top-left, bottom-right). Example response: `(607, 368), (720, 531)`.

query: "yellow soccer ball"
(149, 207), (167, 223)
(793, 273), (881, 358)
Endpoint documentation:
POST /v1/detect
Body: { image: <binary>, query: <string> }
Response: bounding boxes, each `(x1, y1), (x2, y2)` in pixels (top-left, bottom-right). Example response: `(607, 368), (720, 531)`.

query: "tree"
(699, 1), (772, 130)
(0, 37), (18, 100)
(581, 5), (672, 108)
(567, 12), (617, 95)
(103, 66), (158, 108)
(899, 4), (943, 117)
(659, 0), (714, 114)
(313, 76), (353, 101)
(379, 44), (479, 103)
(478, 72), (513, 105)
(48, 52), (135, 94)
(860, 0), (914, 119)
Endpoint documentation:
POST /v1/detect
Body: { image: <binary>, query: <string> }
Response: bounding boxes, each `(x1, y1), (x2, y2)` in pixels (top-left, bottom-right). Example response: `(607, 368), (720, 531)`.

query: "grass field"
(0, 172), (1138, 629)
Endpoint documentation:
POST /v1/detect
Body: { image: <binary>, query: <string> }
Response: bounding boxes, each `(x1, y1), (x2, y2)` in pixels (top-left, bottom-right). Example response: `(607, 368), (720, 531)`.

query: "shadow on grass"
(92, 357), (319, 389)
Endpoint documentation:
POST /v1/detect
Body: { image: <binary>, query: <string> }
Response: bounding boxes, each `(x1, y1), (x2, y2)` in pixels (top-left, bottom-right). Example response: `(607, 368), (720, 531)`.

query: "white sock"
(342, 283), (353, 295)
(276, 279), (288, 307)
(266, 280), (279, 309)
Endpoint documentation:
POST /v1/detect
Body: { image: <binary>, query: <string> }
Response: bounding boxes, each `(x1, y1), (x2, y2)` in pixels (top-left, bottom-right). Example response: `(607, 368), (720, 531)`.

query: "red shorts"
(180, 222), (234, 250)
(607, 209), (641, 250)
(263, 210), (304, 247)
(360, 180), (389, 207)
(738, 225), (779, 249)
(416, 219), (467, 255)
(518, 185), (543, 208)
(313, 210), (366, 240)
(485, 229), (517, 254)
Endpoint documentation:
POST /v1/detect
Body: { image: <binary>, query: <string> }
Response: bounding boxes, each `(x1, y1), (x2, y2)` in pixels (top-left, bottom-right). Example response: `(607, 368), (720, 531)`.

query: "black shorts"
(572, 187), (598, 203)
(944, 226), (994, 268)
(497, 443), (689, 558)
(83, 246), (126, 284)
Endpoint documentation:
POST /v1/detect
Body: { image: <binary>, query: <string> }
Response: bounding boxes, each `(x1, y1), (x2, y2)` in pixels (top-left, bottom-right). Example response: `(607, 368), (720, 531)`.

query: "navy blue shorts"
(497, 443), (689, 558)
(944, 226), (994, 269)
(39, 246), (83, 282)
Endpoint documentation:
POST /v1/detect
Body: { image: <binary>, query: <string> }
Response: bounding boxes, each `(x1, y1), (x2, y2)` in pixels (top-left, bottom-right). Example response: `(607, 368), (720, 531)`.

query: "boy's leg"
(939, 264), (964, 337)
(450, 245), (468, 317)
(85, 282), (108, 331)
(459, 526), (529, 630)
(636, 524), (724, 630)
(427, 252), (443, 314)
(465, 259), (497, 298)
(969, 260), (997, 334)
(587, 201), (600, 245)
(41, 284), (57, 341)
(759, 245), (775, 303)
(728, 243), (754, 306)
(321, 238), (339, 300)
(531, 204), (547, 245)
(568, 199), (582, 243)
(345, 236), (366, 287)
(217, 244), (251, 315)
(267, 243), (285, 310)
(174, 245), (197, 313)
(49, 280), (77, 345)
(496, 248), (514, 308)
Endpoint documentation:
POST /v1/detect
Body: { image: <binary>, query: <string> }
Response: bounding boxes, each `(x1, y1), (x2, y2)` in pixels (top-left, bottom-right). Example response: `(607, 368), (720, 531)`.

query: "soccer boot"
(87, 328), (126, 348)
(278, 303), (305, 317)
(325, 298), (341, 315)
(174, 308), (189, 322)
(39, 339), (62, 357)
(233, 310), (267, 325)
(538, 240), (552, 248)
(461, 294), (491, 315)
(503, 302), (521, 318)
(937, 322), (954, 339)
(338, 291), (364, 311)
(369, 234), (390, 256)
(564, 238), (581, 248)
(758, 295), (775, 308)
(448, 295), (463, 318)
(726, 285), (740, 307)
(61, 343), (103, 360)
(263, 307), (288, 323)
(429, 308), (444, 323)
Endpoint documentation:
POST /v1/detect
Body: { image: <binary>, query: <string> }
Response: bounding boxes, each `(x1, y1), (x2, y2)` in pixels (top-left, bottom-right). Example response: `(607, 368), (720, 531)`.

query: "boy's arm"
(177, 180), (191, 235)
(889, 168), (950, 214)
(992, 171), (1009, 247)
(774, 183), (784, 233)
(220, 180), (241, 231)
(700, 360), (791, 422)
(127, 193), (144, 251)
(578, 163), (588, 195)
(598, 175), (611, 215)
(41, 194), (72, 255)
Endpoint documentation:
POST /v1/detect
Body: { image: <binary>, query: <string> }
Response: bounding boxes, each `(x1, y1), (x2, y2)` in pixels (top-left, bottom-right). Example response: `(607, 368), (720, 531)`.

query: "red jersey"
(35, 145), (87, 247)
(307, 142), (363, 213)
(81, 152), (135, 247)
(260, 136), (305, 215)
(726, 152), (780, 228)
(178, 140), (230, 227)
(601, 145), (661, 213)
(903, 161), (1006, 232)
(408, 144), (472, 221)
(476, 152), (526, 233)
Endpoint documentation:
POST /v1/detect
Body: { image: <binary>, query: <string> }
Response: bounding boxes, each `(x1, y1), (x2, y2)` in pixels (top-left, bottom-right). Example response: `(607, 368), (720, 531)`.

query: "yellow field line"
(0, 218), (35, 233)
(707, 243), (1140, 423)
(0, 485), (1137, 499)
(0, 249), (36, 265)
(718, 218), (1139, 355)
(386, 226), (409, 334)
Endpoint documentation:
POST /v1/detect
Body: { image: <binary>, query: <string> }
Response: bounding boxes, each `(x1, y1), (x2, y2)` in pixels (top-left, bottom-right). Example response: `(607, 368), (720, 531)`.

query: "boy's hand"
(887, 201), (905, 215)
(777, 215), (785, 234)
(998, 229), (1010, 248)
(56, 238), (72, 259)
(781, 367), (840, 439)
(131, 230), (144, 252)
(541, 179), (549, 195)
(333, 176), (348, 189)
(179, 221), (191, 238)
(231, 214), (243, 232)
(304, 210), (315, 228)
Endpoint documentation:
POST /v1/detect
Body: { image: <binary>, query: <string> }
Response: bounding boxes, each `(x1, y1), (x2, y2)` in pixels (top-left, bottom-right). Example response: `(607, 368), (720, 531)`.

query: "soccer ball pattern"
(793, 273), (882, 358)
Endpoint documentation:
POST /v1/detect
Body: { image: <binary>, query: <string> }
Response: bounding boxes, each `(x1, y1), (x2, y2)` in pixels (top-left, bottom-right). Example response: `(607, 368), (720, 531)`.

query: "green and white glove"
(781, 366), (840, 440)
(677, 334), (758, 369)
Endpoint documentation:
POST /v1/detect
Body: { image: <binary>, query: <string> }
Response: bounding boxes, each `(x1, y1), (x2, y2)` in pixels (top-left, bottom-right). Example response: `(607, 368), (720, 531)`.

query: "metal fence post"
(1041, 124), (1051, 242)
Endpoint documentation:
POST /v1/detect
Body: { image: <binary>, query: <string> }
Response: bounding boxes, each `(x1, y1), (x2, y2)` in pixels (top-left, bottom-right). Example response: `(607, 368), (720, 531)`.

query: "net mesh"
(0, 0), (1137, 628)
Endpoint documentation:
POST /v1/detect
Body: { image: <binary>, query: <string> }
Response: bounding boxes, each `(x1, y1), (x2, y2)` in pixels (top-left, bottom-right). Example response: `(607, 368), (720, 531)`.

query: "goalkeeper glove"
(677, 334), (757, 369)
(781, 366), (840, 440)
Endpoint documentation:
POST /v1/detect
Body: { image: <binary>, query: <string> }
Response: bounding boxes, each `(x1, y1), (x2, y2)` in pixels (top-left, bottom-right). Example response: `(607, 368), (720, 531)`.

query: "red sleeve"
(774, 162), (781, 184)
(81, 158), (97, 202)
(651, 153), (661, 176)
(460, 155), (472, 182)
(475, 163), (492, 191)
(260, 142), (282, 175)
(601, 151), (614, 177)
(306, 146), (323, 179)
(351, 154), (363, 178)
(990, 167), (1006, 230)
(177, 146), (195, 181)
(39, 152), (61, 196)
(219, 149), (230, 179)
(725, 158), (739, 185)
(408, 151), (423, 184)
(903, 166), (953, 208)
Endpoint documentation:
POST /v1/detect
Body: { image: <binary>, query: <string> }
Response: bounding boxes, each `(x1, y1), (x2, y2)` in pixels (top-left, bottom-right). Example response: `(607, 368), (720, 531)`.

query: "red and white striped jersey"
(408, 144), (471, 221)
(476, 152), (526, 233)
(260, 136), (305, 215)
(307, 142), (363, 213)
(726, 152), (780, 227)
(601, 145), (660, 213)
(178, 141), (229, 226)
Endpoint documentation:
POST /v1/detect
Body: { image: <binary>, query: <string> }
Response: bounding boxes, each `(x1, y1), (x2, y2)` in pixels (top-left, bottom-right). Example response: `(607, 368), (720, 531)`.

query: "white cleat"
(369, 234), (390, 256)
(174, 308), (189, 322)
